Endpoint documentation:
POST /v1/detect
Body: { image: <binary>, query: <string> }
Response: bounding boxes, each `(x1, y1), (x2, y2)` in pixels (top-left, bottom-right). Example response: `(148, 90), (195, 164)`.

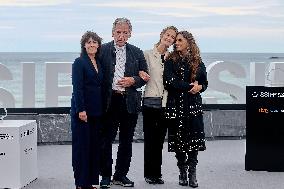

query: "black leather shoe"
(145, 177), (156, 184)
(100, 176), (111, 188)
(145, 177), (165, 184)
(188, 178), (198, 188)
(76, 186), (94, 189)
(112, 176), (134, 187)
(155, 177), (165, 184)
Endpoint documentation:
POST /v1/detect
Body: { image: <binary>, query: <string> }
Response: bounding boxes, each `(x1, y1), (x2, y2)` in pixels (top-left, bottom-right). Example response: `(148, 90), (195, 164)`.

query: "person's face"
(175, 34), (189, 55)
(112, 23), (131, 47)
(84, 37), (99, 56)
(160, 29), (177, 47)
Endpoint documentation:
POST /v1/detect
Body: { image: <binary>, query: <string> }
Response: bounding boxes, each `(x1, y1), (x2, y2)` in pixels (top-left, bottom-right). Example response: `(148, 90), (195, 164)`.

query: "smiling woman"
(164, 30), (208, 187)
(71, 31), (103, 189)
(142, 25), (178, 185)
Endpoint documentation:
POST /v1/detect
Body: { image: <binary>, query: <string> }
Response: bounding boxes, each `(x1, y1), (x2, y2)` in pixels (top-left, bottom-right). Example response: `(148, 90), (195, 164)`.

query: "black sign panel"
(246, 86), (284, 171)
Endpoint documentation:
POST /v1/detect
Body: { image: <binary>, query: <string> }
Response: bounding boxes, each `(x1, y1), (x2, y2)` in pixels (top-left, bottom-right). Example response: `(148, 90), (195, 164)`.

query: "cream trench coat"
(143, 45), (168, 107)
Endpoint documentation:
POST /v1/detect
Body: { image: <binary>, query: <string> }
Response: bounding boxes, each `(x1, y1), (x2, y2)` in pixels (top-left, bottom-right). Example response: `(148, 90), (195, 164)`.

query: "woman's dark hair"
(80, 31), (102, 57)
(168, 31), (201, 82)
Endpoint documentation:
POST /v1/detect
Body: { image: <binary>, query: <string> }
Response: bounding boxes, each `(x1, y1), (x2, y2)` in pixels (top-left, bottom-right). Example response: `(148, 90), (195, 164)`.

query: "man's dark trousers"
(100, 93), (138, 178)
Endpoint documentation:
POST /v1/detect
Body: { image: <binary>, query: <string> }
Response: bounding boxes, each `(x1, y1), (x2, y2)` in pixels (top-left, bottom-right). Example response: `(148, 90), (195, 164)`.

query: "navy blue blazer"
(71, 53), (103, 117)
(99, 41), (148, 114)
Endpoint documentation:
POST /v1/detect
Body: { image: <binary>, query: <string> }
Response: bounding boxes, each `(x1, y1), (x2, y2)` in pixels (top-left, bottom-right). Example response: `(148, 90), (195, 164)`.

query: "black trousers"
(71, 115), (101, 187)
(143, 106), (167, 179)
(100, 93), (138, 178)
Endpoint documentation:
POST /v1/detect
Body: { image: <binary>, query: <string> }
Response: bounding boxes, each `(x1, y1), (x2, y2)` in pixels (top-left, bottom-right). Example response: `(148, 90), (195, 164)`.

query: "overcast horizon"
(0, 0), (283, 53)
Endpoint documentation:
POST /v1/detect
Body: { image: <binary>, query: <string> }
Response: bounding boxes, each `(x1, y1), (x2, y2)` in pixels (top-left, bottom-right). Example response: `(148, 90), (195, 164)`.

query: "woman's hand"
(139, 71), (150, 82)
(164, 52), (170, 60)
(79, 111), (87, 122)
(189, 81), (202, 94)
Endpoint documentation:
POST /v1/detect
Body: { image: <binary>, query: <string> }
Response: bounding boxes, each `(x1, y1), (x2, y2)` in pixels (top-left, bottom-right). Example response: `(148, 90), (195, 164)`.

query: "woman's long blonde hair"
(156, 26), (178, 46)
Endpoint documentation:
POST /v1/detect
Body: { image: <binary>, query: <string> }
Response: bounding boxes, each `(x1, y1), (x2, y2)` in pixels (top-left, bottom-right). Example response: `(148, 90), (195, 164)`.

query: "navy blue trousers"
(71, 115), (101, 187)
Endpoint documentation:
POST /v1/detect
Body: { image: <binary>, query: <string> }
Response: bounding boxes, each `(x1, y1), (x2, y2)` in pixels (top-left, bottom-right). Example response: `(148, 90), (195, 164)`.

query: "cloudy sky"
(0, 0), (283, 52)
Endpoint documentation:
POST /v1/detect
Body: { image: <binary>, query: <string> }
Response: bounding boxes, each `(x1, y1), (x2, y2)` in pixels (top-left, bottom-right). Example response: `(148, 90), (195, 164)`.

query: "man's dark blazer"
(99, 41), (148, 114)
(71, 53), (103, 116)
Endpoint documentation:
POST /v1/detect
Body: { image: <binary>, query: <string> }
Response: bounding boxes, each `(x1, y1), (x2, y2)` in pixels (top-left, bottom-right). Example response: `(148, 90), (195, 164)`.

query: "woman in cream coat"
(142, 26), (178, 184)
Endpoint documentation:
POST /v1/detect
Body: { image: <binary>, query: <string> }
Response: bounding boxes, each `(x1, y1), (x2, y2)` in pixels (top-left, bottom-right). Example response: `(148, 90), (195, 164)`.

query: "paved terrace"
(22, 139), (284, 189)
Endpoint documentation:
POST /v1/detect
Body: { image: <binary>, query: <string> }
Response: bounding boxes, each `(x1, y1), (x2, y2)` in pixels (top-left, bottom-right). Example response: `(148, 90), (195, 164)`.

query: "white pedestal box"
(0, 120), (38, 189)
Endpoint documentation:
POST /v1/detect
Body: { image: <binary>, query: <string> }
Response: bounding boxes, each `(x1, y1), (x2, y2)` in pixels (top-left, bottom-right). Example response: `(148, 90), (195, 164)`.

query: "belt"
(112, 90), (126, 95)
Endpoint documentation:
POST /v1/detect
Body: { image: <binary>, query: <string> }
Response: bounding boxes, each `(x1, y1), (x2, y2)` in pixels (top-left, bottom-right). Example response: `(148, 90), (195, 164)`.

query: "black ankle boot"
(188, 166), (198, 188)
(178, 166), (188, 186)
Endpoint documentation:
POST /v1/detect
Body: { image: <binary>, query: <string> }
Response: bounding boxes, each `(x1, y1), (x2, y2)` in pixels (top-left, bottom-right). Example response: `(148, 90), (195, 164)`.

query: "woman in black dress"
(163, 31), (208, 188)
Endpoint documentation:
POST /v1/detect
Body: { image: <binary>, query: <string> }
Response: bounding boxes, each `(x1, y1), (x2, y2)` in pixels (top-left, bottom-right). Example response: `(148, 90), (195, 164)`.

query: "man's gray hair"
(112, 17), (132, 33)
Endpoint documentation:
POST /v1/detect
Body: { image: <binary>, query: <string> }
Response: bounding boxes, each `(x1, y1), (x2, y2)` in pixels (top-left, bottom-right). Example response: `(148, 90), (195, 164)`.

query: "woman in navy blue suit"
(71, 31), (103, 189)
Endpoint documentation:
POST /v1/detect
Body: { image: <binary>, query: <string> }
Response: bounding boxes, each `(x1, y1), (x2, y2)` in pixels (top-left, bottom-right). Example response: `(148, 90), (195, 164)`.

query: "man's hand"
(117, 77), (135, 87)
(139, 71), (150, 82)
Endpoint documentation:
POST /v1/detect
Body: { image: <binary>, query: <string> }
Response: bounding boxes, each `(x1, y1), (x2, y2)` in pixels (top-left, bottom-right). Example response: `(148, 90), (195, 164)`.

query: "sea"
(0, 52), (284, 108)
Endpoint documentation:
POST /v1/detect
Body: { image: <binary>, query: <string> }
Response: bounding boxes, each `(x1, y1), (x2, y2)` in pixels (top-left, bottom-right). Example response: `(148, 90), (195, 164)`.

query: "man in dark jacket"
(99, 17), (148, 188)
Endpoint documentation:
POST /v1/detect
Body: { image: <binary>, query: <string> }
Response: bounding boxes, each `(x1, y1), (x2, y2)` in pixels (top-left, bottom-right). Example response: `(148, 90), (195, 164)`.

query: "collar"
(153, 44), (168, 58)
(82, 51), (94, 61)
(114, 42), (126, 51)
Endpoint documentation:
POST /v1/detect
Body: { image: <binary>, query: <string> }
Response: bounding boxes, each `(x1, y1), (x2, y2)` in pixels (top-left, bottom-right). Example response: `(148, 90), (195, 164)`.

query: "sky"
(0, 0), (283, 53)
